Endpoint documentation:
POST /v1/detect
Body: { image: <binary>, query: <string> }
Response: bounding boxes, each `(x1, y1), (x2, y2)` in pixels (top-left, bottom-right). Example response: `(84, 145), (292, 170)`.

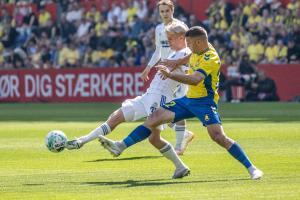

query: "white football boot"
(66, 139), (83, 150)
(99, 135), (123, 157)
(172, 166), (190, 179)
(248, 166), (264, 180)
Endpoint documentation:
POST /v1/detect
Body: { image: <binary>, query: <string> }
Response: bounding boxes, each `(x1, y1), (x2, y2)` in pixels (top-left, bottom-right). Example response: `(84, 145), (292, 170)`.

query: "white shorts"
(121, 93), (172, 122)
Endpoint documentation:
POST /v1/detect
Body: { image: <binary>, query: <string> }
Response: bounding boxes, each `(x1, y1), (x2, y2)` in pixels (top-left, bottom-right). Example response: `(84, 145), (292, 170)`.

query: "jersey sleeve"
(147, 26), (161, 68)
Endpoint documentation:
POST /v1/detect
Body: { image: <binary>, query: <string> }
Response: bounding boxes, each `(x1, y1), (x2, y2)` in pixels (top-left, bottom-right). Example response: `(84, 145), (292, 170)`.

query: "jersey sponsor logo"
(161, 40), (170, 48)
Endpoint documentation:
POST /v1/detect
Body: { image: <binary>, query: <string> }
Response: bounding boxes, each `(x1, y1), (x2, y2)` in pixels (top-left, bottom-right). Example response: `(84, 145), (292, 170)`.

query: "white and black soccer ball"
(45, 130), (67, 153)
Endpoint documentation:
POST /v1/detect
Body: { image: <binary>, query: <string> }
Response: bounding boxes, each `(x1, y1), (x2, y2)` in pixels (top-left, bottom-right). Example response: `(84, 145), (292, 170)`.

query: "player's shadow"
(82, 178), (250, 188)
(85, 155), (161, 162)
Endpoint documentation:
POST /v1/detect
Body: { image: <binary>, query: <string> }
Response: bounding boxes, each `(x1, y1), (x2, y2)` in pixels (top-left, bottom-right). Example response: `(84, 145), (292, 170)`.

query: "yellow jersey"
(247, 43), (264, 62)
(187, 44), (221, 104)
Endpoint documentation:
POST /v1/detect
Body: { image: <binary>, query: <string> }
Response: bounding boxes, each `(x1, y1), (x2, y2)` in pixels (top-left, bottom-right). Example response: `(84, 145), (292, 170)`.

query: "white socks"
(159, 143), (187, 169)
(174, 124), (186, 150)
(79, 123), (111, 144)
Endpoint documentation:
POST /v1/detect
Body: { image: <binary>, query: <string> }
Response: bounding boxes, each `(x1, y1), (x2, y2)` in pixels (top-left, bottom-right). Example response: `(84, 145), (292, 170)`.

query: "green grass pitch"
(0, 102), (300, 200)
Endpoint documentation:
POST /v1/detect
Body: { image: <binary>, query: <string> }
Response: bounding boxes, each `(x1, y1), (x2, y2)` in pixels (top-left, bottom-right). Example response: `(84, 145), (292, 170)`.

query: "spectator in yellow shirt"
(127, 2), (137, 23)
(59, 43), (80, 68)
(95, 17), (109, 37)
(287, 0), (300, 15)
(247, 36), (264, 63)
(86, 5), (101, 22)
(264, 37), (279, 63)
(242, 0), (257, 16)
(38, 6), (51, 27)
(213, 12), (228, 30)
(276, 39), (288, 63)
(239, 27), (251, 48)
(260, 10), (273, 28)
(246, 8), (261, 32)
(274, 7), (285, 25)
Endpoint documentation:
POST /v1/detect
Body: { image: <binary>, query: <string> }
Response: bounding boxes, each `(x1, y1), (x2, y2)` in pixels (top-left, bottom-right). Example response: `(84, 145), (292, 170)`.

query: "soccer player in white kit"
(99, 21), (191, 178)
(66, 0), (193, 154)
(140, 0), (194, 154)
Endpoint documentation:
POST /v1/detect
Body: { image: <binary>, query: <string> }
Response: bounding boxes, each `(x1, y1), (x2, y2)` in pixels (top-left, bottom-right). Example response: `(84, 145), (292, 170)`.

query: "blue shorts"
(162, 96), (222, 126)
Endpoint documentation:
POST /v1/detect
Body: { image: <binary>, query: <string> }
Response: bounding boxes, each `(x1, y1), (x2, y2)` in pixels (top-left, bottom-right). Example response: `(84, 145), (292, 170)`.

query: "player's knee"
(120, 105), (135, 122)
(107, 109), (125, 129)
(145, 114), (160, 128)
(210, 132), (227, 147)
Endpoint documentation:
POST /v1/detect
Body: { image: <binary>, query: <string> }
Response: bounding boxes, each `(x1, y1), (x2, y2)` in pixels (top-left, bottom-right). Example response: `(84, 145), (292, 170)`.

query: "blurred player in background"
(66, 0), (194, 155)
(100, 26), (263, 180)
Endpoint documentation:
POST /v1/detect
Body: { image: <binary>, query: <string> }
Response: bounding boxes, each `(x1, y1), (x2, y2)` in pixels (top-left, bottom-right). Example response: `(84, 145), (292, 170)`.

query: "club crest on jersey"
(204, 114), (210, 121)
(204, 54), (210, 61)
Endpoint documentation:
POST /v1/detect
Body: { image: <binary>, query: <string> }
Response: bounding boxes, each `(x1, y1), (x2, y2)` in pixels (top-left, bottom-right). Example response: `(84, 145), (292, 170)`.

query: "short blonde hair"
(165, 22), (189, 35)
(157, 0), (174, 10)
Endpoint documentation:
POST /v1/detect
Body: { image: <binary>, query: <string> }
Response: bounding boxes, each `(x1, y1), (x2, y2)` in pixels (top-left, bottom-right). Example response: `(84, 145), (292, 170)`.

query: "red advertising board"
(0, 68), (149, 103)
(1, 65), (300, 102)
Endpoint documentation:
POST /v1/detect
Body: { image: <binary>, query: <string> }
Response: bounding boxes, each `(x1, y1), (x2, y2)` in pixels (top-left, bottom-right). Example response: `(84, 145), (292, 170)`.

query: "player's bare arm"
(140, 59), (162, 82)
(156, 65), (204, 85)
(159, 53), (191, 71)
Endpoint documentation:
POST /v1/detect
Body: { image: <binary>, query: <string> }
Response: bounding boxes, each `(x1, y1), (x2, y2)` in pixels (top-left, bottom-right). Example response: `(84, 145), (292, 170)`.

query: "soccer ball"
(45, 130), (67, 153)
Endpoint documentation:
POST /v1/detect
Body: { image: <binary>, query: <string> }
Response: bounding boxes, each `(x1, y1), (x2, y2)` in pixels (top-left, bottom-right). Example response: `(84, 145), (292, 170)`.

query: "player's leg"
(66, 108), (125, 150)
(171, 84), (195, 155)
(206, 124), (263, 180)
(173, 119), (195, 155)
(99, 98), (193, 178)
(148, 128), (190, 179)
(99, 106), (175, 156)
(67, 96), (146, 150)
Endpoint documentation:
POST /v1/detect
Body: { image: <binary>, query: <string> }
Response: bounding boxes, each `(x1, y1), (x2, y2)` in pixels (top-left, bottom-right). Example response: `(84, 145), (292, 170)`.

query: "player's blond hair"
(157, 0), (174, 10)
(165, 22), (189, 35)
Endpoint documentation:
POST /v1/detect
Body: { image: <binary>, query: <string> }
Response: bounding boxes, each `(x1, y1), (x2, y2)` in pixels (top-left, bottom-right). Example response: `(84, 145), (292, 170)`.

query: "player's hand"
(159, 59), (178, 71)
(156, 65), (171, 80)
(140, 67), (150, 82)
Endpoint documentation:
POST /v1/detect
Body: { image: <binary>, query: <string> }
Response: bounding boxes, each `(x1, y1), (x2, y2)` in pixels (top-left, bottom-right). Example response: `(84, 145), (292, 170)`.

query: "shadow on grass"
(85, 156), (161, 162)
(81, 177), (250, 188)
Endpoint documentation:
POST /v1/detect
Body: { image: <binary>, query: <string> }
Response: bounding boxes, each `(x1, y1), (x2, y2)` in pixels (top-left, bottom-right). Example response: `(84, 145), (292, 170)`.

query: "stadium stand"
(0, 0), (299, 70)
(0, 0), (299, 102)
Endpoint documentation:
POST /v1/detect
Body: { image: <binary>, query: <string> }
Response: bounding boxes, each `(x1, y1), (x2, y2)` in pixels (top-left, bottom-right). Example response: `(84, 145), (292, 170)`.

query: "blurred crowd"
(206, 0), (300, 102)
(206, 0), (300, 66)
(0, 0), (299, 70)
(0, 0), (191, 69)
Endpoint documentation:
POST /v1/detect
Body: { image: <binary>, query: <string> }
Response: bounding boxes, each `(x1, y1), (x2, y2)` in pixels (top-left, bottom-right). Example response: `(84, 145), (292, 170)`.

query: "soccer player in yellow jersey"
(99, 26), (263, 180)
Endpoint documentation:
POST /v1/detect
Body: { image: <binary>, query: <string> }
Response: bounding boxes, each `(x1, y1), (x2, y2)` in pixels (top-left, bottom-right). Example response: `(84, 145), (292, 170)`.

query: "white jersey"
(121, 47), (191, 123)
(146, 47), (191, 98)
(121, 18), (190, 123)
(147, 18), (185, 68)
